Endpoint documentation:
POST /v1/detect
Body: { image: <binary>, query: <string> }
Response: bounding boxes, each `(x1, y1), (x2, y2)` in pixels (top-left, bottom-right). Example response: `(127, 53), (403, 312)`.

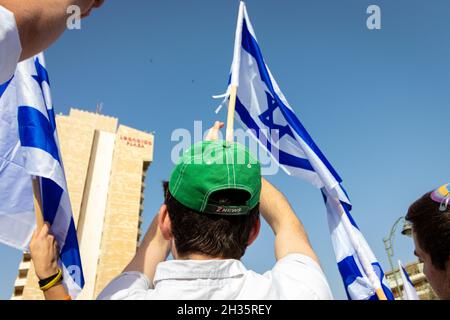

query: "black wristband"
(38, 269), (62, 288)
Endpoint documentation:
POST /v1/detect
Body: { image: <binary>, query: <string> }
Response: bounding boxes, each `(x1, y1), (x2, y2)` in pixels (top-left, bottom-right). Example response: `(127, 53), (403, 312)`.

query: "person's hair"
(406, 191), (450, 270)
(162, 181), (259, 260)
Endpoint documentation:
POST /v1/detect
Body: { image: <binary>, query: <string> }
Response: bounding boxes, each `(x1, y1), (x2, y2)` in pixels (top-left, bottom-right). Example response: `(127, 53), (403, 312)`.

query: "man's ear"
(247, 216), (261, 246)
(158, 204), (173, 241)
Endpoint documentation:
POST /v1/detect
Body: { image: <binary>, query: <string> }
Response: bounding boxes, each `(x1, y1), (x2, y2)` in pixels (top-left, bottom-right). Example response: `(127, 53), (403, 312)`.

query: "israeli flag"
(323, 188), (393, 300)
(398, 260), (419, 300)
(216, 2), (393, 300)
(0, 53), (84, 298)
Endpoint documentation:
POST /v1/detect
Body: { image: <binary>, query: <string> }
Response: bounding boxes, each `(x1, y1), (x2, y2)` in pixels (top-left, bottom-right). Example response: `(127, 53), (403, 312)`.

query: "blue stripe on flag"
(373, 262), (395, 300)
(17, 106), (61, 163)
(235, 97), (315, 171)
(59, 219), (85, 287)
(402, 266), (414, 286)
(340, 200), (359, 230)
(46, 108), (57, 133)
(41, 178), (63, 225)
(240, 18), (342, 183)
(337, 256), (394, 300)
(0, 77), (12, 98)
(337, 255), (364, 300)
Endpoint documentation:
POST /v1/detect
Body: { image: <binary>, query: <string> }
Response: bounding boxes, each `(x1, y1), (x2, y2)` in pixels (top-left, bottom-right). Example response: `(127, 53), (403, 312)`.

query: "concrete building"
(385, 260), (438, 300)
(11, 108), (154, 300)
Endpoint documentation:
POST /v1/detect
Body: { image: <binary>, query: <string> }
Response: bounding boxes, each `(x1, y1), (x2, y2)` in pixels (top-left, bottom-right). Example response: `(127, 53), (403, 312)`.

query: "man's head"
(406, 184), (450, 300)
(158, 140), (262, 260)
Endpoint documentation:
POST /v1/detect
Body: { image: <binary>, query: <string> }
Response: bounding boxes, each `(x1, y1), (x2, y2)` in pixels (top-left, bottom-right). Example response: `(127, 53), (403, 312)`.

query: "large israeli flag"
(216, 2), (393, 300)
(398, 260), (419, 300)
(0, 53), (84, 298)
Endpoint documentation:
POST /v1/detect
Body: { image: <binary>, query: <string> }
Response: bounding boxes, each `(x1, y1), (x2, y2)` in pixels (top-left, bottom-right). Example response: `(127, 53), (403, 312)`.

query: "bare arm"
(29, 223), (70, 300)
(0, 0), (103, 61)
(260, 177), (320, 264)
(122, 214), (171, 283)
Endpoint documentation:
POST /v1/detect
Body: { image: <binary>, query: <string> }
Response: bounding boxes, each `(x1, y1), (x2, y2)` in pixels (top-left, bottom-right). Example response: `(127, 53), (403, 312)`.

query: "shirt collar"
(153, 259), (247, 284)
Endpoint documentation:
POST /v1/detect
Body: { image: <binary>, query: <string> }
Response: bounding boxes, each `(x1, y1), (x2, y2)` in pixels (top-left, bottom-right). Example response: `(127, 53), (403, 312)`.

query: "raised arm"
(122, 213), (171, 283)
(260, 177), (319, 264)
(0, 0), (104, 61)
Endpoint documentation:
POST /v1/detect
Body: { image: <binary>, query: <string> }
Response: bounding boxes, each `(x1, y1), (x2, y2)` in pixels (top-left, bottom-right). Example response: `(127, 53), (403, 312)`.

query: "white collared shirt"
(0, 5), (21, 84)
(97, 254), (334, 300)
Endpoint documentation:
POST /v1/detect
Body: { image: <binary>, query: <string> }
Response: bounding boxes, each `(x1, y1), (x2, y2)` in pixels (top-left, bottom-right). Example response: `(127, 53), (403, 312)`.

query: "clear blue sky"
(1, 0), (450, 300)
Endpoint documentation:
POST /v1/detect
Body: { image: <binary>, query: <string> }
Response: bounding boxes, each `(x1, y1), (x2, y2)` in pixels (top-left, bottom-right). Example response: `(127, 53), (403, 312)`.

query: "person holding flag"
(97, 121), (333, 300)
(29, 223), (70, 300)
(0, 52), (85, 299)
(0, 0), (105, 300)
(214, 1), (393, 300)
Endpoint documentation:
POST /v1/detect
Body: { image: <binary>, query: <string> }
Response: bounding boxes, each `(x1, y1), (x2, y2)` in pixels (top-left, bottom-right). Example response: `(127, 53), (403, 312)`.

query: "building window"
(13, 286), (24, 297)
(18, 269), (28, 279)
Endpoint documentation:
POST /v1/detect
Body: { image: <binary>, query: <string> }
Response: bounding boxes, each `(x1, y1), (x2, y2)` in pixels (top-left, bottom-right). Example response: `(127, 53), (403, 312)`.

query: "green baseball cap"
(169, 140), (261, 215)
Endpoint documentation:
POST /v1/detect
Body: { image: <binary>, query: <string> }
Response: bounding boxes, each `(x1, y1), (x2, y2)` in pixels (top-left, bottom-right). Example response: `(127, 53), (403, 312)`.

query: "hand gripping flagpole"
(335, 197), (387, 300)
(225, 2), (245, 142)
(31, 177), (44, 230)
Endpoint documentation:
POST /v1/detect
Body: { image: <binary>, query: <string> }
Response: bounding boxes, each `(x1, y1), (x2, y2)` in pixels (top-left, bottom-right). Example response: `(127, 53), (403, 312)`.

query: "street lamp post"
(383, 217), (412, 299)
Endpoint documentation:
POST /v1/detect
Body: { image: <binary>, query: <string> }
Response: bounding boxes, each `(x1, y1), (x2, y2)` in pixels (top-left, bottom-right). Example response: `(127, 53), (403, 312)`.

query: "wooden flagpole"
(375, 288), (388, 301)
(225, 85), (238, 142)
(31, 177), (44, 230)
(225, 2), (245, 142)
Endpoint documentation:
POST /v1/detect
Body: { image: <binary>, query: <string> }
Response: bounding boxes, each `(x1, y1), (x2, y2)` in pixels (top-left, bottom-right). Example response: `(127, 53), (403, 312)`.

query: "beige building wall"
(77, 131), (116, 300)
(57, 109), (118, 225)
(11, 109), (154, 300)
(93, 125), (153, 296)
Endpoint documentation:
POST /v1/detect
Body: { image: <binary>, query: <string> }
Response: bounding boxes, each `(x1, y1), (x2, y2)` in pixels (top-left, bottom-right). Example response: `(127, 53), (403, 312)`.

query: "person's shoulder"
(97, 271), (152, 300)
(273, 253), (323, 271)
(0, 5), (22, 84)
(269, 253), (334, 300)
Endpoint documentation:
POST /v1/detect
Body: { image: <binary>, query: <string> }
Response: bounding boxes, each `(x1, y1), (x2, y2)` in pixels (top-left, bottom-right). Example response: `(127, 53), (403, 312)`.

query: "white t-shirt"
(0, 5), (21, 84)
(97, 254), (334, 300)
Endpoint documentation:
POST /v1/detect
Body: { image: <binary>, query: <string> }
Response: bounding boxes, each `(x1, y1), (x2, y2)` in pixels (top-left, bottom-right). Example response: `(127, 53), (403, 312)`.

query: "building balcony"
(14, 278), (27, 288)
(18, 261), (31, 272)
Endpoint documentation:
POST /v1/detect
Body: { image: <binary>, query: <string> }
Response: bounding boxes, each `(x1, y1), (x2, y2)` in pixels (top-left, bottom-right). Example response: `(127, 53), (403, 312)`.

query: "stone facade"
(11, 109), (153, 300)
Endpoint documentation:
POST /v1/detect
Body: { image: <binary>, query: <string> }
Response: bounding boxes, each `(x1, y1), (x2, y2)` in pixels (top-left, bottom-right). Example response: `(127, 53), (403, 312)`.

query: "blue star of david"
(32, 57), (50, 89)
(258, 91), (295, 141)
(32, 57), (56, 131)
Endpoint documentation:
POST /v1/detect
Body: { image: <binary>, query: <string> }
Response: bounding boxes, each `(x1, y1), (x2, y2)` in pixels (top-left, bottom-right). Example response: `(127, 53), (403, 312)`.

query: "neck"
(176, 253), (226, 260)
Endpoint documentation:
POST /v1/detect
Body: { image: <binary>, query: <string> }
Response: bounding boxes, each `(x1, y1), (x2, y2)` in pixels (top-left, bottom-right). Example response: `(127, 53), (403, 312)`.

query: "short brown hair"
(163, 181), (259, 260)
(406, 192), (450, 270)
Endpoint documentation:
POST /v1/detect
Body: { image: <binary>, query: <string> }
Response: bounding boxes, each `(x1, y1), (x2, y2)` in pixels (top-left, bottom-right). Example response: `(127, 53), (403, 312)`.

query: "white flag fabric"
(322, 188), (393, 300)
(216, 2), (394, 300)
(0, 53), (84, 298)
(398, 260), (419, 300)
